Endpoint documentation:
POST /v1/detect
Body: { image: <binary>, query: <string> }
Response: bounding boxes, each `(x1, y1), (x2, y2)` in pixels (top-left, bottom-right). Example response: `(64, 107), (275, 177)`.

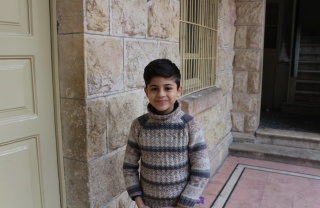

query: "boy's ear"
(144, 87), (148, 96)
(177, 86), (182, 96)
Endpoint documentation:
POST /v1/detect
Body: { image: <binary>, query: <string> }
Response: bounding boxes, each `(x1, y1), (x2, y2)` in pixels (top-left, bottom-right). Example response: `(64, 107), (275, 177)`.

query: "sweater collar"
(147, 101), (183, 121)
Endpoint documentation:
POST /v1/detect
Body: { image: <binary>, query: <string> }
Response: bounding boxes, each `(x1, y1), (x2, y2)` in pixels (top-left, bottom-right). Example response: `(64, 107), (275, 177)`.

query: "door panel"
(0, 137), (41, 208)
(0, 0), (61, 207)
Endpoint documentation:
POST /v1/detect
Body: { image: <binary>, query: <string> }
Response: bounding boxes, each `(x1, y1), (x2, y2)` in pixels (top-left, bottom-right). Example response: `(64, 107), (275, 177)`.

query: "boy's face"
(144, 76), (182, 115)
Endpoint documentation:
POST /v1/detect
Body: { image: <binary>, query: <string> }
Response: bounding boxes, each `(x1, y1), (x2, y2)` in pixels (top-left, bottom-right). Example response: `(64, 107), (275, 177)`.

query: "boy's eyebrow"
(149, 84), (174, 87)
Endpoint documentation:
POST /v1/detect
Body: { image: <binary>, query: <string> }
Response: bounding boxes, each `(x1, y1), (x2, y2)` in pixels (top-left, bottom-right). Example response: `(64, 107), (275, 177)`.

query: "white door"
(0, 0), (61, 207)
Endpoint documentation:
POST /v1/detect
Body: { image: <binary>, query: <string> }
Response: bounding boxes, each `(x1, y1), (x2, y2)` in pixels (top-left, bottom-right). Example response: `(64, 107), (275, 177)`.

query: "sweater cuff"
(131, 195), (143, 201)
(177, 196), (196, 207)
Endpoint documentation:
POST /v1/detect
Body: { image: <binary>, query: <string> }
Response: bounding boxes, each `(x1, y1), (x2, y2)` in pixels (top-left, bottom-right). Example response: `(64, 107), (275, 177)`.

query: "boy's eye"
(150, 88), (157, 91)
(165, 87), (172, 91)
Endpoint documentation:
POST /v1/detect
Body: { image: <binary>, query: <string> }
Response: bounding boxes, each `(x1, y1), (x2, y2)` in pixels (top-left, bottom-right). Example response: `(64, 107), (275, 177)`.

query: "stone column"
(232, 0), (265, 132)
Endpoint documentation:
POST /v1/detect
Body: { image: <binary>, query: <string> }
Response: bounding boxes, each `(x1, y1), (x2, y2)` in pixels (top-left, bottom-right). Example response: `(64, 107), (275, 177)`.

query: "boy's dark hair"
(143, 59), (181, 88)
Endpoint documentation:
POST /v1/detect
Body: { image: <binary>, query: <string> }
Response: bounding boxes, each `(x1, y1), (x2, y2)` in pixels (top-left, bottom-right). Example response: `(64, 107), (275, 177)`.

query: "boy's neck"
(149, 101), (179, 115)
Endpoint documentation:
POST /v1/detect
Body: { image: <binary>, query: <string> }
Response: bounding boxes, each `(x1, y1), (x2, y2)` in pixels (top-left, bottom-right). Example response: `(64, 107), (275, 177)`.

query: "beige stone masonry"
(104, 192), (135, 208)
(248, 71), (260, 93)
(64, 147), (127, 208)
(216, 71), (233, 95)
(158, 41), (180, 68)
(235, 2), (264, 25)
(231, 113), (245, 132)
(111, 0), (148, 36)
(180, 87), (223, 116)
(61, 98), (87, 161)
(235, 26), (247, 48)
(86, 98), (108, 159)
(85, 35), (124, 97)
(107, 90), (144, 151)
(232, 0), (265, 133)
(89, 148), (126, 207)
(124, 39), (159, 89)
(147, 0), (180, 40)
(58, 34), (85, 99)
(247, 26), (263, 49)
(86, 0), (110, 34)
(234, 49), (261, 71)
(233, 93), (259, 113)
(245, 113), (259, 132)
(233, 71), (248, 93)
(61, 97), (108, 162)
(64, 158), (90, 208)
(57, 0), (84, 33)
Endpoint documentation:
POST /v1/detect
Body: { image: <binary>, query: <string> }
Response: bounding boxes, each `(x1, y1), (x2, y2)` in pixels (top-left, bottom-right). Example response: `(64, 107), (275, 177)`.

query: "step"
(301, 37), (320, 44)
(256, 128), (320, 150)
(299, 53), (320, 61)
(282, 102), (320, 116)
(300, 44), (320, 54)
(295, 91), (320, 103)
(297, 70), (320, 81)
(296, 80), (320, 91)
(229, 142), (320, 168)
(298, 61), (320, 71)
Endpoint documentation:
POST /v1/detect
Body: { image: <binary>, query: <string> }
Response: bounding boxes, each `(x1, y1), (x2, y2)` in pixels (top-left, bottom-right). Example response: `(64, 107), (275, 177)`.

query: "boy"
(123, 59), (210, 208)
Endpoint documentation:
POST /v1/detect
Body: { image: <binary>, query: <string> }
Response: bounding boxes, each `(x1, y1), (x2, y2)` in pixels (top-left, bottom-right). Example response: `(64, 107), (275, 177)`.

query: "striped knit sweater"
(123, 102), (210, 208)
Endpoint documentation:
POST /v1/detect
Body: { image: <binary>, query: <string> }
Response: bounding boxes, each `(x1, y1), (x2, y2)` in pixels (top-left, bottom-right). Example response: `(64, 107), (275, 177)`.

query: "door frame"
(49, 0), (66, 207)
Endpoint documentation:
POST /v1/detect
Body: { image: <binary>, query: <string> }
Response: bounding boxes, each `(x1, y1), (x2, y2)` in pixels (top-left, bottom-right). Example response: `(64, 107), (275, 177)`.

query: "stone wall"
(232, 0), (265, 132)
(57, 0), (236, 207)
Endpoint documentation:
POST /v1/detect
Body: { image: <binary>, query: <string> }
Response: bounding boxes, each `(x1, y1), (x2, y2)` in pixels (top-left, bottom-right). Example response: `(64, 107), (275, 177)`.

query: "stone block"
(217, 48), (228, 72)
(245, 113), (259, 132)
(180, 87), (223, 116)
(233, 71), (248, 93)
(124, 39), (158, 89)
(58, 34), (85, 99)
(247, 26), (263, 49)
(234, 49), (261, 71)
(86, 98), (107, 160)
(235, 26), (247, 48)
(226, 93), (233, 111)
(248, 71), (260, 93)
(208, 132), (233, 174)
(231, 113), (245, 132)
(219, 0), (237, 24)
(158, 41), (180, 68)
(233, 93), (259, 113)
(61, 98), (87, 161)
(111, 0), (148, 36)
(89, 148), (126, 207)
(147, 0), (179, 40)
(85, 35), (123, 97)
(235, 2), (264, 25)
(218, 19), (235, 48)
(216, 72), (232, 95)
(103, 192), (135, 208)
(57, 0), (84, 33)
(107, 90), (144, 150)
(64, 158), (90, 208)
(85, 0), (109, 34)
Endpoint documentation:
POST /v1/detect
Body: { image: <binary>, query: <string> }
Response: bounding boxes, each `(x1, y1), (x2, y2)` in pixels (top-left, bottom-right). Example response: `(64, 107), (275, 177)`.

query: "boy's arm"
(122, 120), (143, 200)
(177, 119), (211, 208)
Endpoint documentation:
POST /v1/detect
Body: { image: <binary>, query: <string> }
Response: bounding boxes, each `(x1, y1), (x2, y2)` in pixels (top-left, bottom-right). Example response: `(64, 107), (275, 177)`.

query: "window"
(180, 0), (219, 96)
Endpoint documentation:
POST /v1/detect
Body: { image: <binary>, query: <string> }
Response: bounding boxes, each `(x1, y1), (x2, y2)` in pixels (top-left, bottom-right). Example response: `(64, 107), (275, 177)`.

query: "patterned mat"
(259, 109), (320, 133)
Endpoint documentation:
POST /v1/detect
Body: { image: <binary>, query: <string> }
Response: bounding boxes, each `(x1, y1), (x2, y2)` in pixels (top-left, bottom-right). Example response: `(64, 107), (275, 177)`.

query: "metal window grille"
(180, 0), (219, 96)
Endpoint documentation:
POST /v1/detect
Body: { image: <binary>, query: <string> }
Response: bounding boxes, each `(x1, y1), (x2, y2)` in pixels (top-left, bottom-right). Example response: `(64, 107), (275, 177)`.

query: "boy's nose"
(158, 89), (165, 96)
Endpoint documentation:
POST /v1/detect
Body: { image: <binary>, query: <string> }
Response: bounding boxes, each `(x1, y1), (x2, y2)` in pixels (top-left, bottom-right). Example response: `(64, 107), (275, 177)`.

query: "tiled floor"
(196, 156), (320, 208)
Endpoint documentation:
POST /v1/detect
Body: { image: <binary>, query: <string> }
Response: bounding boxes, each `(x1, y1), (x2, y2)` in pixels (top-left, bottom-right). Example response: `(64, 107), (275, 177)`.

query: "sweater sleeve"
(177, 119), (211, 208)
(122, 119), (142, 200)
